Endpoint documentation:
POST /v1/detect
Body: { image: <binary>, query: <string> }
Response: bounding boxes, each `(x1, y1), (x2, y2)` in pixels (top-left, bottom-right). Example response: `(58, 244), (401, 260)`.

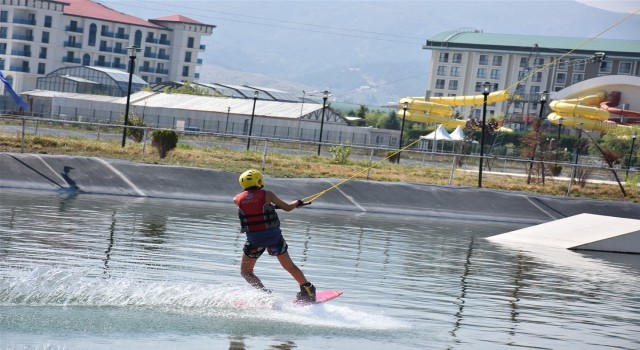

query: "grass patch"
(1, 131), (637, 202)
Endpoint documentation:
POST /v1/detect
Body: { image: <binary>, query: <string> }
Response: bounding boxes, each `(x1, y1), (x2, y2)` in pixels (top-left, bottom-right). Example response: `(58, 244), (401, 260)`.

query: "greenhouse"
(36, 66), (148, 97)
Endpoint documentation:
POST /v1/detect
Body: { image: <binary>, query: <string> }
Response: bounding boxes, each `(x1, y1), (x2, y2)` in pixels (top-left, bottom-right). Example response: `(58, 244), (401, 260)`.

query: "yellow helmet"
(239, 169), (264, 190)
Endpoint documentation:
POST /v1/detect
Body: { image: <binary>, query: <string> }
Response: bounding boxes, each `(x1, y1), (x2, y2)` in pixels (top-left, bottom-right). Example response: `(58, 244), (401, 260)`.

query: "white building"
(0, 0), (214, 93)
(423, 29), (640, 125)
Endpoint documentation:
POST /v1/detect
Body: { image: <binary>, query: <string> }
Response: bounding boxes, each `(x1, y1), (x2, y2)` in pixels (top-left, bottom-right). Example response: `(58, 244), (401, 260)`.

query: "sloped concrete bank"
(1, 152), (638, 225)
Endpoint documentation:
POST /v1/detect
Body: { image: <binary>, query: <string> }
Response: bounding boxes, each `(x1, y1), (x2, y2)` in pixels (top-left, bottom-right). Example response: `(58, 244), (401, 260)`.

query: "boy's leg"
(241, 253), (265, 289)
(276, 252), (307, 285)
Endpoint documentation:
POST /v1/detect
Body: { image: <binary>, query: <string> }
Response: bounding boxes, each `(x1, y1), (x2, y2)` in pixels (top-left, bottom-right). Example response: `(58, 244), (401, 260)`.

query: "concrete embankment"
(1, 152), (638, 225)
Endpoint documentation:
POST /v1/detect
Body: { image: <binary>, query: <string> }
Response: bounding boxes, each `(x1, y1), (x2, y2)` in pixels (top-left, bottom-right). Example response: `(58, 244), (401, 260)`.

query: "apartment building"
(423, 30), (640, 122)
(0, 0), (214, 94)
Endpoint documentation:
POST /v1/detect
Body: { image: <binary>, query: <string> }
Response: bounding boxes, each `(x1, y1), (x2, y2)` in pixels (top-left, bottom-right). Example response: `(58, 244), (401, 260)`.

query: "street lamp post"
(121, 45), (139, 147)
(225, 107), (230, 134)
(246, 91), (259, 151)
(317, 90), (329, 156)
(397, 101), (409, 164)
(478, 82), (491, 188)
(626, 132), (637, 178)
(555, 117), (563, 162)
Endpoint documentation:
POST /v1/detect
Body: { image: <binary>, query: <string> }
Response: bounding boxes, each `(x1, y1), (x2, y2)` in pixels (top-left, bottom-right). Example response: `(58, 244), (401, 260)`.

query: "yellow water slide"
(547, 91), (617, 131)
(397, 90), (510, 128)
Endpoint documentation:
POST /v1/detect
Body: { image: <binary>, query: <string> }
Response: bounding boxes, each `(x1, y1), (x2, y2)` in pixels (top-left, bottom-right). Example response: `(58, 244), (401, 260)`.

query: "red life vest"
(234, 189), (280, 233)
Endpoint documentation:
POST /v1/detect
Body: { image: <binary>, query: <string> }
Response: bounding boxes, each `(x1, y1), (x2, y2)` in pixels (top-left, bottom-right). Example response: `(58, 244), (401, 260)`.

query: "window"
(433, 92), (444, 97)
(572, 73), (584, 84)
(475, 82), (484, 92)
(450, 67), (460, 77)
(82, 54), (89, 65)
(113, 57), (121, 68)
(182, 66), (189, 77)
(88, 23), (97, 46)
(492, 56), (502, 66)
(44, 16), (52, 28)
(490, 69), (500, 79)
(0, 11), (7, 22)
(573, 60), (585, 71)
(69, 20), (78, 31)
(599, 61), (612, 74)
(555, 72), (567, 84)
(452, 53), (462, 64)
(134, 30), (142, 47)
(187, 37), (195, 49)
(435, 79), (445, 89)
(618, 62), (632, 75)
(530, 86), (540, 95)
(518, 70), (527, 80)
(0, 43), (6, 55)
(185, 51), (192, 63)
(479, 55), (488, 65)
(448, 80), (458, 90)
(39, 47), (47, 59)
(477, 68), (487, 79)
(519, 57), (528, 67)
(0, 27), (6, 39)
(38, 63), (45, 75)
(533, 58), (545, 67)
(41, 31), (49, 43)
(436, 66), (447, 76)
(532, 72), (542, 82)
(438, 52), (449, 63)
(557, 59), (567, 70)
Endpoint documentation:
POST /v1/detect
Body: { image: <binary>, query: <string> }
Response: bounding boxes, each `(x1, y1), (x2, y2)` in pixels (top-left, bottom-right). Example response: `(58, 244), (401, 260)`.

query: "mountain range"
(104, 0), (640, 105)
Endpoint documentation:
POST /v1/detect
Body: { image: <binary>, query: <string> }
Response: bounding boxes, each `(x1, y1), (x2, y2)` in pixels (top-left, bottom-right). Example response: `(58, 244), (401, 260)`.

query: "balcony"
(114, 32), (129, 40)
(94, 60), (111, 67)
(145, 37), (159, 44)
(10, 65), (30, 73)
(143, 52), (157, 59)
(113, 47), (128, 55)
(65, 25), (83, 33)
(12, 33), (34, 42)
(11, 49), (32, 57)
(99, 45), (113, 53)
(155, 68), (168, 75)
(158, 53), (170, 60)
(112, 62), (126, 69)
(62, 56), (81, 64)
(159, 39), (171, 45)
(13, 17), (36, 26)
(139, 66), (155, 73)
(64, 41), (82, 49)
(101, 30), (115, 37)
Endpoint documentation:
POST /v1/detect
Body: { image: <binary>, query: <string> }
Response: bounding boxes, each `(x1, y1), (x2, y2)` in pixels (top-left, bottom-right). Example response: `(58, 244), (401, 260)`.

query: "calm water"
(1, 189), (639, 350)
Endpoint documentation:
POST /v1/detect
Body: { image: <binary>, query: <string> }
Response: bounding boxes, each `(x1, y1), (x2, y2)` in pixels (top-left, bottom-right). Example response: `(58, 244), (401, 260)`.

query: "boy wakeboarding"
(233, 169), (316, 302)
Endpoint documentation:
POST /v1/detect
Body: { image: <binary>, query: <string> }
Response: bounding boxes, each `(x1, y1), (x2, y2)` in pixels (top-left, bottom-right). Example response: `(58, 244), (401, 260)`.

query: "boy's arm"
(265, 191), (303, 212)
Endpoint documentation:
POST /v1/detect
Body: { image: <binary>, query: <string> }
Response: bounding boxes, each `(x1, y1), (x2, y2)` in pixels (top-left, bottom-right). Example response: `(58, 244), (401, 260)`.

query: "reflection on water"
(0, 189), (639, 350)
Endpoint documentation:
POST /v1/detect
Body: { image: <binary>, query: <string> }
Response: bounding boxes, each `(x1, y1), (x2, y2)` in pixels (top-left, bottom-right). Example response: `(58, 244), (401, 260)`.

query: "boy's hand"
(296, 200), (310, 207)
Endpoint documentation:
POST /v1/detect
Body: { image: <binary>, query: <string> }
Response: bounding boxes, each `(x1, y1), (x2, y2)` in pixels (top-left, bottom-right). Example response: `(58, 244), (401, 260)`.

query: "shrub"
(329, 143), (352, 164)
(549, 164), (562, 176)
(151, 129), (178, 158)
(386, 150), (399, 163)
(120, 114), (147, 143)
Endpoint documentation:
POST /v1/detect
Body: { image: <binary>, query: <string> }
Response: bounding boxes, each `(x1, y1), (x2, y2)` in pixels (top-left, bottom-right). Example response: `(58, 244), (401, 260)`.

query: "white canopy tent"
(450, 126), (465, 141)
(419, 125), (453, 153)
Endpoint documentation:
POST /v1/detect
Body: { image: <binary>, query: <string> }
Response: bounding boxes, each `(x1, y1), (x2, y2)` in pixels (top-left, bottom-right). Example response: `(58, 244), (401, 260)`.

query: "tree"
(151, 129), (179, 158)
(384, 110), (400, 130)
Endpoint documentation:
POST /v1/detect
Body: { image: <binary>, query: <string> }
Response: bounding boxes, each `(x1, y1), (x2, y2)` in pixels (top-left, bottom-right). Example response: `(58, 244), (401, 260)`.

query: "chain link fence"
(1, 114), (637, 192)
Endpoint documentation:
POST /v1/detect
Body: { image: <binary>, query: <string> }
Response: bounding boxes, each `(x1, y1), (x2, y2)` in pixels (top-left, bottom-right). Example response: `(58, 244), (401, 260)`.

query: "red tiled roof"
(151, 15), (203, 25)
(63, 0), (164, 28)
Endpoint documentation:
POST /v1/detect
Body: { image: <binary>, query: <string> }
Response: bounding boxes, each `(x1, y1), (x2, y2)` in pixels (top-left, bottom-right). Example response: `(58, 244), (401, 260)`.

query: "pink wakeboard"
(292, 290), (343, 305)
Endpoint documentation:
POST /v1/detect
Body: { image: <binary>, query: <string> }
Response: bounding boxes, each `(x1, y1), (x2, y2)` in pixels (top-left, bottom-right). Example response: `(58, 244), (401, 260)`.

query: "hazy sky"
(98, 1), (640, 104)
